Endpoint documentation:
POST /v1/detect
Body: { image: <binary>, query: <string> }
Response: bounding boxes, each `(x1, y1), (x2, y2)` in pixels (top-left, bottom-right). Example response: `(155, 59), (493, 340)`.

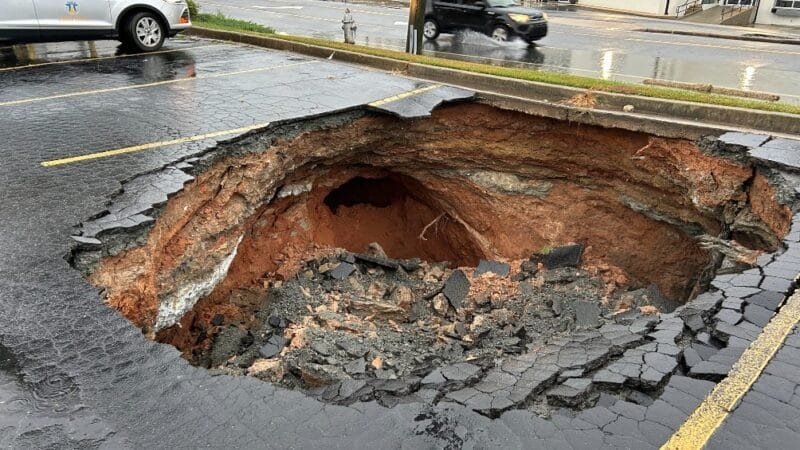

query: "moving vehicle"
(424, 0), (548, 44)
(0, 0), (191, 52)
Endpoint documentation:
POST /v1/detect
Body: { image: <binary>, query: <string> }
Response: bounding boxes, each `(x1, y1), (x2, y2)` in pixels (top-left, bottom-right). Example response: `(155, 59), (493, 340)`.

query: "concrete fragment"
(349, 299), (408, 321)
(432, 293), (449, 316)
(155, 235), (243, 331)
(248, 359), (285, 382)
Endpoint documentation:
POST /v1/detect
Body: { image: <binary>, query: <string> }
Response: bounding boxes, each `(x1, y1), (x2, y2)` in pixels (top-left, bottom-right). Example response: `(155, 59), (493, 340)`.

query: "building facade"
(754, 0), (800, 26)
(577, 0), (798, 27)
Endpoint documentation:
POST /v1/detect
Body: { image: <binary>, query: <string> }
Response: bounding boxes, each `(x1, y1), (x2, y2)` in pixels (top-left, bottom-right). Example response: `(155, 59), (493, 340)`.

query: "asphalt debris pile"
(205, 242), (672, 414)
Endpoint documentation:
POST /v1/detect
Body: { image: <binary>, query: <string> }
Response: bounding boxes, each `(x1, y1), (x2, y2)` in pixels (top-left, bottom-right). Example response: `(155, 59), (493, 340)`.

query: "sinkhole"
(77, 103), (794, 416)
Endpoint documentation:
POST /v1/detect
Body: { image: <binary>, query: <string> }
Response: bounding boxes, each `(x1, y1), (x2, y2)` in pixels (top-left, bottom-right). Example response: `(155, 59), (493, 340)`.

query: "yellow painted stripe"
(662, 291), (800, 450)
(2, 60), (317, 107)
(0, 44), (218, 73)
(368, 84), (442, 108)
(41, 122), (271, 167)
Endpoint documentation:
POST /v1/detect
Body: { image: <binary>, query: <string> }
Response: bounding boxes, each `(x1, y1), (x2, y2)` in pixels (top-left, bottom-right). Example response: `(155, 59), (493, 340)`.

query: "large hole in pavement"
(82, 103), (792, 416)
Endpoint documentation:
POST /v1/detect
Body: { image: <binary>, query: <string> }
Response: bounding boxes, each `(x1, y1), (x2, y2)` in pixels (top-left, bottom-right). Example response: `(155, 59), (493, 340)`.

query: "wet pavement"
(1, 36), (800, 448)
(204, 0), (800, 104)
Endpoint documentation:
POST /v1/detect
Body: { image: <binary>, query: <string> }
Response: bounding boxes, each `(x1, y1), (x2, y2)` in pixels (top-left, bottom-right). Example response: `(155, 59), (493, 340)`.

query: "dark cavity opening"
(324, 176), (407, 213)
(314, 173), (485, 267)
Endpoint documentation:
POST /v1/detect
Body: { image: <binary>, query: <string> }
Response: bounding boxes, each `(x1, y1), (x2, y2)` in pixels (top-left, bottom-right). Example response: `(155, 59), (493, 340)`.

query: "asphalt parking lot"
(2, 36), (800, 449)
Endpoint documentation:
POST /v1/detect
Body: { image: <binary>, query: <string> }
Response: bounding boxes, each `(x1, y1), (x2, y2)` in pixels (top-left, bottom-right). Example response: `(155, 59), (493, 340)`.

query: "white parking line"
(252, 5), (303, 9)
(394, 21), (408, 26)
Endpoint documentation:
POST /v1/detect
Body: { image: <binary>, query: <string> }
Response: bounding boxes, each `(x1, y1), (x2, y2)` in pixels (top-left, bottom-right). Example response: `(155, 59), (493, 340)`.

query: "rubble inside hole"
(205, 245), (668, 414)
(76, 103), (795, 418)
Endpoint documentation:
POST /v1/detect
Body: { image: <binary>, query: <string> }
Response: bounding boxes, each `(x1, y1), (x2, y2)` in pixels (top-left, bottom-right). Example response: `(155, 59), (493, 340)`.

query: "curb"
(186, 27), (800, 136)
(639, 28), (800, 46)
(573, 4), (672, 19)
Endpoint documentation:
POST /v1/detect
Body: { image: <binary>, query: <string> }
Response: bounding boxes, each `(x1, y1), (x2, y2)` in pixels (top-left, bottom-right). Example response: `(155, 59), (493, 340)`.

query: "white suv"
(1, 1), (191, 52)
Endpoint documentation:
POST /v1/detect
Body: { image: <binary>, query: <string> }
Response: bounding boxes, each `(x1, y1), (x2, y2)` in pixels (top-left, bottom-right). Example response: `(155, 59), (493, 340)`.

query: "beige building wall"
(754, 0), (800, 26)
(578, 0), (678, 15)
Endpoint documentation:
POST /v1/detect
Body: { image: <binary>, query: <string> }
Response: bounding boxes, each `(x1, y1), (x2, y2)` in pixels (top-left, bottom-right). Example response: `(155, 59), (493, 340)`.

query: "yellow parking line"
(369, 84), (442, 107)
(0, 44), (219, 73)
(662, 291), (800, 450)
(41, 122), (271, 167)
(1, 60), (317, 107)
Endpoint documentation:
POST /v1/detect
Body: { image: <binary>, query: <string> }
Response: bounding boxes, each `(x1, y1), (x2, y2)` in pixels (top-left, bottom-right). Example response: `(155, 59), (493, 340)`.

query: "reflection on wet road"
(205, 0), (800, 104)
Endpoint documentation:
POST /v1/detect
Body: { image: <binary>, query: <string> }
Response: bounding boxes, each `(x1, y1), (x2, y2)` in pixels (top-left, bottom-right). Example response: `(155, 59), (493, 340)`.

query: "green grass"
(194, 12), (275, 34)
(192, 15), (800, 116)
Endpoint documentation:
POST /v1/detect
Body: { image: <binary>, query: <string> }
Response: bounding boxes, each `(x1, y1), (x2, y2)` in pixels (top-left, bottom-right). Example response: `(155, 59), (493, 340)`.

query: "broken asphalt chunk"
(354, 253), (400, 270)
(258, 334), (287, 358)
(327, 262), (356, 280)
(443, 269), (470, 309)
(474, 260), (511, 277)
(574, 301), (602, 328)
(543, 244), (584, 269)
(546, 378), (595, 407)
(267, 315), (289, 329)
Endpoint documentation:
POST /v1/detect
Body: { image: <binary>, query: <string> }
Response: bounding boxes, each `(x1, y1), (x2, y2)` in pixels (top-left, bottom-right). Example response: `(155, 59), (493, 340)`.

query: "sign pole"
(406, 0), (425, 54)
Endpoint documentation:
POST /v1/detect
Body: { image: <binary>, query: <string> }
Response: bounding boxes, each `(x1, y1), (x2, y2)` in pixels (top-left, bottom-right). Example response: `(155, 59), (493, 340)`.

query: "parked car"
(0, 0), (191, 52)
(424, 0), (548, 44)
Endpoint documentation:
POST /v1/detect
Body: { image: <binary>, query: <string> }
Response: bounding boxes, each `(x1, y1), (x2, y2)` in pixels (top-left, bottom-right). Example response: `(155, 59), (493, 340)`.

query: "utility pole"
(406, 0), (425, 54)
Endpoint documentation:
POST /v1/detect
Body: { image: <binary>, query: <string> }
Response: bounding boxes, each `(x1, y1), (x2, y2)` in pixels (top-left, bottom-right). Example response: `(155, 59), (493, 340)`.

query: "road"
(201, 0), (800, 104)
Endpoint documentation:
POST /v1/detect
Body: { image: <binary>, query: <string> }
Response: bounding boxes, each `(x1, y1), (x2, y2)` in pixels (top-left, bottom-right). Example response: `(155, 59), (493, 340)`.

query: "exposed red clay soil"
(750, 171), (793, 237)
(87, 103), (790, 354)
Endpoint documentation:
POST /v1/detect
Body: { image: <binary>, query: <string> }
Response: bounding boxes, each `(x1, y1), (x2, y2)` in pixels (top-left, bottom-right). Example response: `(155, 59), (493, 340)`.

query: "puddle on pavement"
(75, 103), (792, 417)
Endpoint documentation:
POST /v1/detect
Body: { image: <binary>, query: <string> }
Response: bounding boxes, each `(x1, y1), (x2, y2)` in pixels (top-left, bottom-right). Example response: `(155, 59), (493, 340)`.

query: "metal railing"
(521, 0), (577, 7)
(676, 0), (704, 17)
(721, 0), (753, 21)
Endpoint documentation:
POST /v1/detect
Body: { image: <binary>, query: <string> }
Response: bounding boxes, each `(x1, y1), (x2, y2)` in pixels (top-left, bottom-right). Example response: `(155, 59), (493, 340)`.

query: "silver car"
(1, 0), (191, 52)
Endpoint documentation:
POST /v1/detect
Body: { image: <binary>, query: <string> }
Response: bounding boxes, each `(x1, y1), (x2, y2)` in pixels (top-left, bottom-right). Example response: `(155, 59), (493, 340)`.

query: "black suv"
(424, 0), (548, 44)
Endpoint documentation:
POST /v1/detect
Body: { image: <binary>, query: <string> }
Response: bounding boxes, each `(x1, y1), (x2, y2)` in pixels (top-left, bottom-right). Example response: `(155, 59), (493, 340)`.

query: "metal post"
(406, 0), (425, 54)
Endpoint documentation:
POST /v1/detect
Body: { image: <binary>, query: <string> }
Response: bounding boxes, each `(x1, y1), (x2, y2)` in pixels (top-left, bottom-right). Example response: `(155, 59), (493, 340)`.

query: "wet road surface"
(203, 0), (800, 104)
(2, 36), (800, 449)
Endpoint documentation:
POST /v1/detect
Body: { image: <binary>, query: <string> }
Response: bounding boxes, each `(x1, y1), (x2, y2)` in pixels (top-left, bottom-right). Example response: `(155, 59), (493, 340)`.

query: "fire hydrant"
(342, 8), (357, 44)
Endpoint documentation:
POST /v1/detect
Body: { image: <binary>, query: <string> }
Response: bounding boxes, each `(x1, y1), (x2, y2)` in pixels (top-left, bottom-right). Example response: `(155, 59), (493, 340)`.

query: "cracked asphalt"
(2, 36), (800, 449)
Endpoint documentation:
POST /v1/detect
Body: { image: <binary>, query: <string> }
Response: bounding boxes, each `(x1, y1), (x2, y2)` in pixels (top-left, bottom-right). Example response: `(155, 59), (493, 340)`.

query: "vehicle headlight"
(542, 13), (549, 20)
(508, 13), (530, 24)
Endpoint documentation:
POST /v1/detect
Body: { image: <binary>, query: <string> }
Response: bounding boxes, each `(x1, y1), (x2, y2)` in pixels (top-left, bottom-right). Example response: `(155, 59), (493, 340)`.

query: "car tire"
(423, 18), (440, 40)
(491, 25), (512, 42)
(123, 12), (166, 52)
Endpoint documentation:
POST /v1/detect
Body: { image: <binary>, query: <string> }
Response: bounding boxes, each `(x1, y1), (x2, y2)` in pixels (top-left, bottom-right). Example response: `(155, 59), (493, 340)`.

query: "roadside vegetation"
(191, 10), (800, 116)
(189, 1), (275, 34)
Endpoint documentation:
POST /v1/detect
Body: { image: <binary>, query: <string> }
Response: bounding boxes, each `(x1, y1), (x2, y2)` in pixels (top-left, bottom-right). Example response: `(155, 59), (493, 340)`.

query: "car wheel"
(423, 19), (440, 40)
(491, 25), (511, 42)
(124, 12), (166, 52)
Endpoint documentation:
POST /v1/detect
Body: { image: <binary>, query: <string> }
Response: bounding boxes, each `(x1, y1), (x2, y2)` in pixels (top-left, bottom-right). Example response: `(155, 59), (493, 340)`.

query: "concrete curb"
(573, 4), (671, 19)
(186, 27), (800, 136)
(639, 28), (800, 46)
